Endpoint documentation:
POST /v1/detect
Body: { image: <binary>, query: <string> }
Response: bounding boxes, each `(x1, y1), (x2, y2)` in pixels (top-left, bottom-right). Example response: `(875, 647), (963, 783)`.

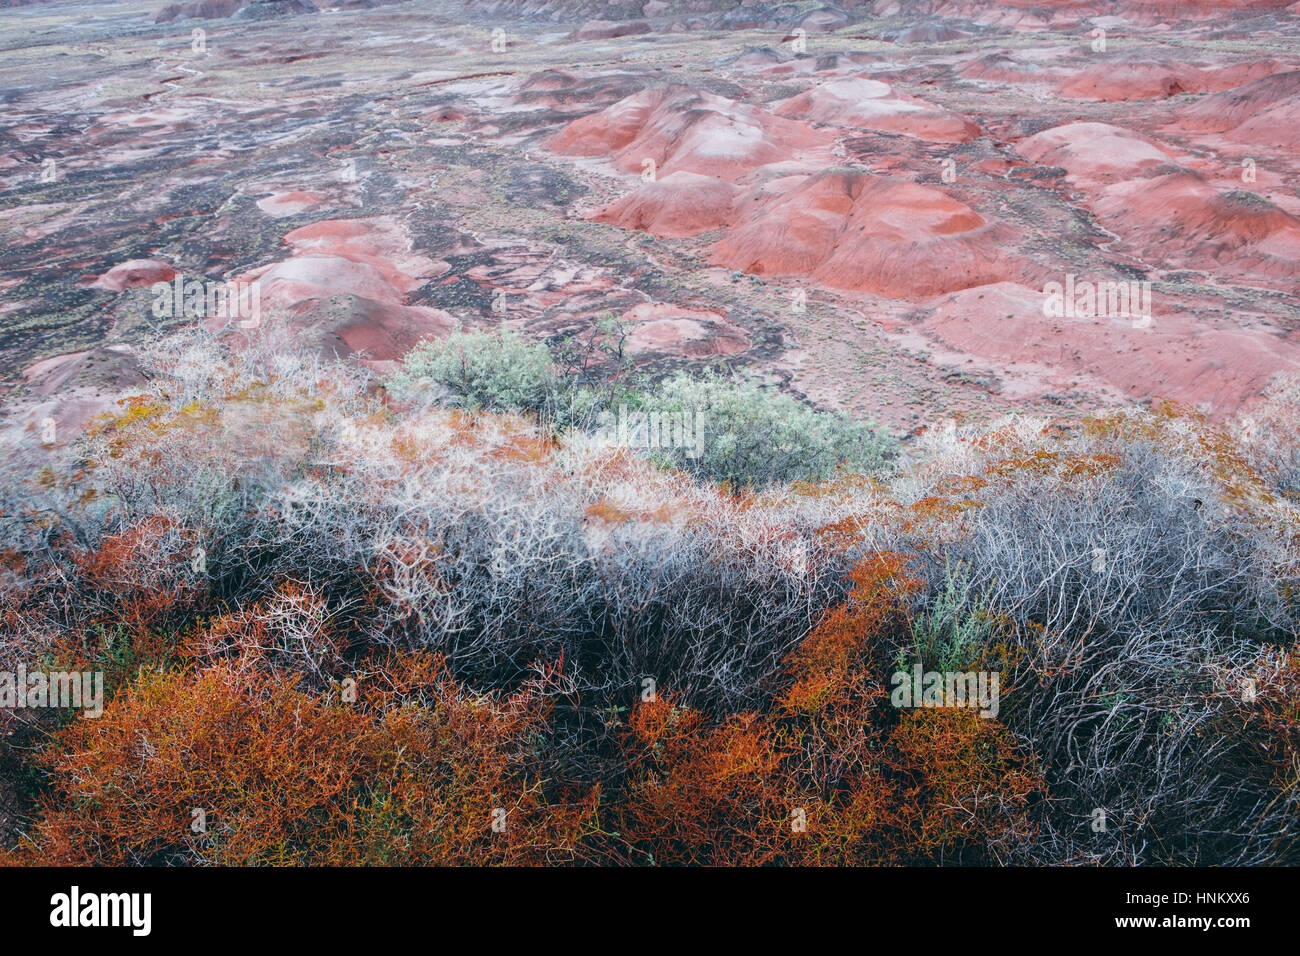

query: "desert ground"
(1, 0), (1297, 450)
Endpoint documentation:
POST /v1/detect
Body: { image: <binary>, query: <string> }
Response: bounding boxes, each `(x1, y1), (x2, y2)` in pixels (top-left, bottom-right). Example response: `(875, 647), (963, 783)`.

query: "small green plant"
(385, 328), (560, 414)
(640, 371), (895, 489)
(387, 324), (645, 431)
(387, 334), (895, 489)
(907, 561), (996, 672)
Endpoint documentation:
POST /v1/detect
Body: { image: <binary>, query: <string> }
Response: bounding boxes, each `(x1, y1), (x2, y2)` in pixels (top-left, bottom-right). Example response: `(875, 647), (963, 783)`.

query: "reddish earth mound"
(22, 345), (143, 399)
(710, 168), (1021, 297)
(256, 190), (333, 217)
(886, 0), (1296, 27)
(1018, 121), (1300, 282)
(919, 281), (1300, 412)
(517, 70), (648, 110)
(285, 294), (457, 367)
(251, 218), (448, 308)
(1093, 173), (1300, 281)
(236, 217), (457, 364)
(547, 84), (834, 179)
(1059, 60), (1285, 101)
(774, 76), (982, 142)
(256, 255), (408, 306)
(592, 172), (738, 237)
(960, 51), (1062, 84)
(154, 0), (243, 22)
(882, 22), (974, 43)
(1017, 122), (1174, 186)
(730, 49), (887, 77)
(569, 20), (651, 41)
(90, 259), (178, 292)
(1177, 70), (1300, 150)
(620, 303), (751, 358)
(554, 81), (1014, 297)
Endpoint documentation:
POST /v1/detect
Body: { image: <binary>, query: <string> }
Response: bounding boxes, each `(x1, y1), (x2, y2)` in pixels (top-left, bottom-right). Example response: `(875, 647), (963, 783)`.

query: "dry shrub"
(3, 334), (1297, 866)
(613, 698), (792, 865)
(9, 654), (597, 866)
(610, 553), (1047, 866)
(187, 580), (351, 687)
(0, 511), (204, 699)
(882, 709), (1046, 863)
(69, 515), (203, 639)
(881, 414), (1300, 864)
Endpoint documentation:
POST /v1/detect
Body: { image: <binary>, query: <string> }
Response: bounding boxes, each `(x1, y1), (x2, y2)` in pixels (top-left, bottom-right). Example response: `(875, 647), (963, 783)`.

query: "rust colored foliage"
(779, 552), (1044, 864)
(614, 697), (795, 865)
(882, 708), (1046, 859)
(10, 654), (597, 866)
(70, 516), (202, 640)
(611, 554), (1046, 865)
(0, 514), (203, 687)
(783, 551), (920, 716)
(3, 538), (1048, 867)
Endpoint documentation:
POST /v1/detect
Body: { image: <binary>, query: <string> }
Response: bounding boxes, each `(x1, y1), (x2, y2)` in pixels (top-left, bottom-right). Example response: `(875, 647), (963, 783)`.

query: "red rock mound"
(885, 0), (1296, 27)
(91, 259), (178, 291)
(774, 76), (982, 142)
(592, 172), (739, 237)
(1017, 122), (1174, 186)
(620, 303), (751, 358)
(286, 295), (457, 367)
(1093, 172), (1300, 280)
(569, 20), (652, 41)
(882, 21), (973, 43)
(516, 70), (648, 109)
(154, 0), (243, 21)
(1177, 70), (1300, 150)
(919, 281), (1300, 413)
(1018, 120), (1300, 282)
(710, 168), (1021, 297)
(256, 190), (332, 217)
(239, 217), (457, 364)
(1059, 60), (1285, 101)
(960, 51), (1059, 85)
(547, 85), (835, 179)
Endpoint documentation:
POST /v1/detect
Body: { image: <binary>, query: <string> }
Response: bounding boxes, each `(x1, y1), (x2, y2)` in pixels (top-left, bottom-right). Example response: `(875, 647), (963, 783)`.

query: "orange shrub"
(781, 551), (919, 716)
(70, 515), (201, 650)
(782, 552), (1043, 863)
(609, 551), (1047, 866)
(185, 580), (347, 684)
(883, 708), (1046, 861)
(12, 654), (597, 866)
(614, 697), (798, 865)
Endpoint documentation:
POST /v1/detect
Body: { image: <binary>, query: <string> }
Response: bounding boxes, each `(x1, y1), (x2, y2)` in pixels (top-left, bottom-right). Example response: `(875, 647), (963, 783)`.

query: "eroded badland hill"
(1, 0), (1298, 444)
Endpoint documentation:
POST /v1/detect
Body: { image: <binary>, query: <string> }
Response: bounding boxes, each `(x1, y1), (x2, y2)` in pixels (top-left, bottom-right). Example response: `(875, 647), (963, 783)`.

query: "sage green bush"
(388, 332), (895, 488)
(386, 329), (560, 414)
(640, 372), (896, 489)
